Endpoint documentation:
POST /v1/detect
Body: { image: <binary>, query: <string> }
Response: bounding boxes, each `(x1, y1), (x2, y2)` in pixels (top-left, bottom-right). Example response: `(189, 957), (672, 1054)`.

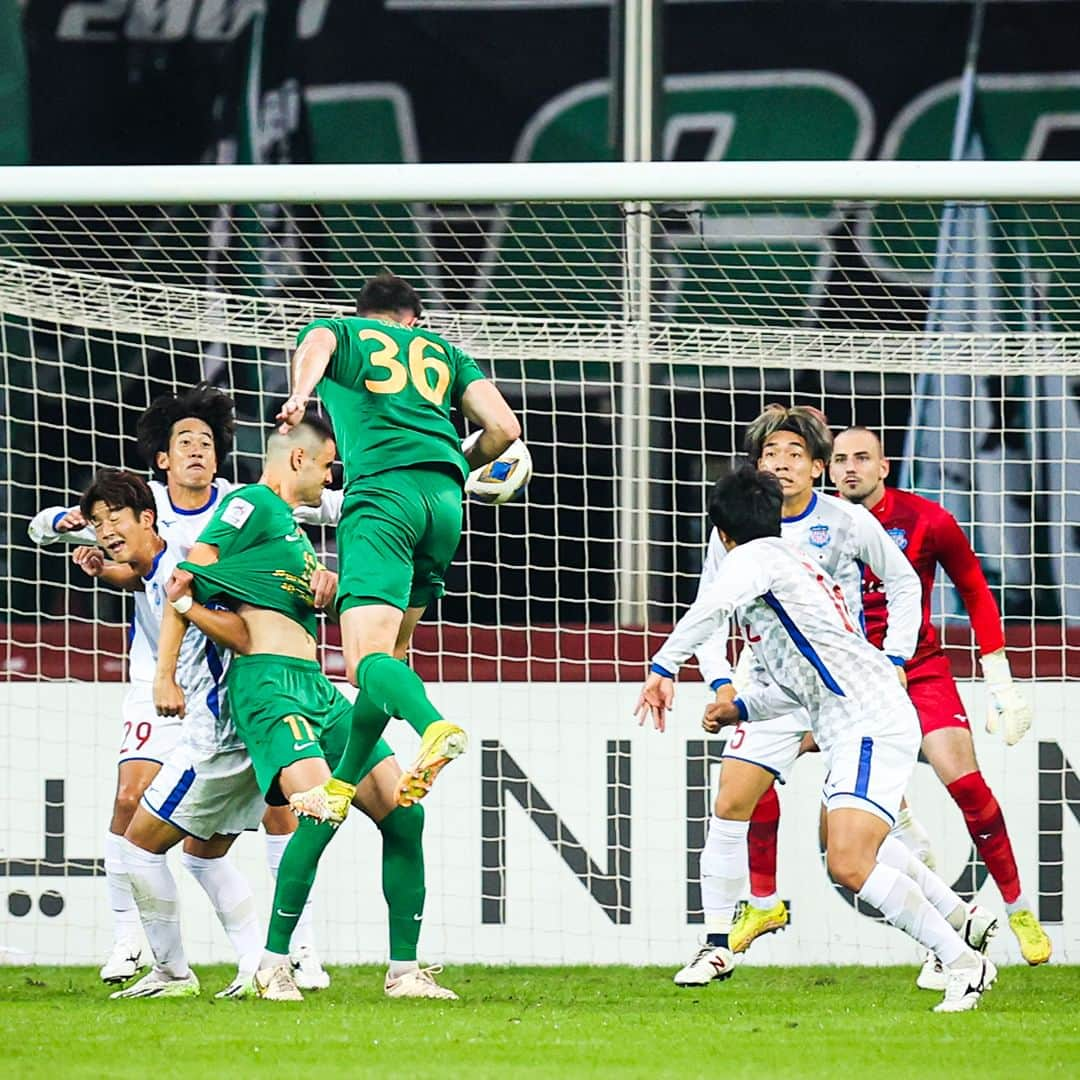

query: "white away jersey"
(652, 537), (917, 751)
(131, 539), (239, 753)
(694, 491), (920, 687)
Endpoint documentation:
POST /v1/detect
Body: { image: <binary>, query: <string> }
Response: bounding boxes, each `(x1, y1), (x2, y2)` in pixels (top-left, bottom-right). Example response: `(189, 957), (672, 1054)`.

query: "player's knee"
(112, 787), (144, 827)
(378, 802), (424, 846)
(826, 847), (870, 892)
(713, 788), (756, 820)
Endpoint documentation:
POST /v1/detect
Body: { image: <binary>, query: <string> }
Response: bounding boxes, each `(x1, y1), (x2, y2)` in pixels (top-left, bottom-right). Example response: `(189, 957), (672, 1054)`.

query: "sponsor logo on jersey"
(221, 497), (254, 529)
(808, 524), (831, 548)
(887, 527), (908, 550)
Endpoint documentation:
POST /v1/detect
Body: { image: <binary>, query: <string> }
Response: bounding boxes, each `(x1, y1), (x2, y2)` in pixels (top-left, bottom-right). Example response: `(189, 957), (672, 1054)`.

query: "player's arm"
(459, 379), (521, 469)
(70, 545), (143, 591)
(694, 529), (737, 694)
(277, 325), (337, 433)
(164, 567), (251, 654)
(850, 505), (922, 666)
(933, 510), (1031, 745)
(28, 505), (95, 546)
(704, 656), (801, 734)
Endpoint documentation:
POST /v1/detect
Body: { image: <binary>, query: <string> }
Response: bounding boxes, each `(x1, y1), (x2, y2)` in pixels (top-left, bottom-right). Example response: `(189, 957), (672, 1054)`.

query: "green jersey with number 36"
(297, 316), (486, 489)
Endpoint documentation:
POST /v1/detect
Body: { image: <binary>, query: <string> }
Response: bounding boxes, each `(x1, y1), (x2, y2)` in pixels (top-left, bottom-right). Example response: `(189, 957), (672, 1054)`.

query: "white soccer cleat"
(109, 967), (200, 999)
(291, 945), (331, 990)
(384, 965), (460, 1000)
(673, 943), (736, 987)
(916, 950), (947, 992)
(215, 975), (256, 999)
(961, 904), (999, 953)
(99, 939), (144, 984)
(933, 956), (997, 1014)
(254, 962), (304, 1002)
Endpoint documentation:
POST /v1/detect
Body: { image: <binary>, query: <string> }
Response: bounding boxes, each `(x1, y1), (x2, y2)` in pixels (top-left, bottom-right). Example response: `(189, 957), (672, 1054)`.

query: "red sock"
(747, 783), (780, 901)
(946, 770), (1021, 904)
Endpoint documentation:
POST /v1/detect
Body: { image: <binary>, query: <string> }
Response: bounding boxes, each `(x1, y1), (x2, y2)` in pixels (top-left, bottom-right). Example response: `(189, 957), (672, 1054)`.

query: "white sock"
(750, 892), (780, 909)
(890, 806), (936, 869)
(857, 862), (971, 967)
(181, 851), (263, 980)
(260, 949), (288, 970)
(877, 835), (965, 929)
(700, 817), (749, 935)
(1005, 895), (1030, 916)
(118, 837), (190, 978)
(264, 831), (317, 953)
(388, 960), (419, 979)
(104, 831), (142, 945)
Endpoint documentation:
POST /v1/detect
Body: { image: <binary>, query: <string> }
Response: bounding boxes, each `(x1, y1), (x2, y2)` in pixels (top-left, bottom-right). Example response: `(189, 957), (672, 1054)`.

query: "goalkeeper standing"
(276, 273), (520, 816)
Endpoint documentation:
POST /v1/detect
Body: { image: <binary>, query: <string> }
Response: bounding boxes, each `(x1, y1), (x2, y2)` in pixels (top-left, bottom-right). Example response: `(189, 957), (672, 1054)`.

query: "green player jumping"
(276, 273), (521, 817)
(157, 417), (456, 1001)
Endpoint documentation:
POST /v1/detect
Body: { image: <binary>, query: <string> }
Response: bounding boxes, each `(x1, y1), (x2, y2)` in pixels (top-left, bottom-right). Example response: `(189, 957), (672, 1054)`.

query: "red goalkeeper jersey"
(861, 486), (1005, 666)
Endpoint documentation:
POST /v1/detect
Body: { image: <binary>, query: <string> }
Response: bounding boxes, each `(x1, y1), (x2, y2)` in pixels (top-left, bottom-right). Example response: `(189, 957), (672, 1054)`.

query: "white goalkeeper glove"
(982, 649), (1032, 747)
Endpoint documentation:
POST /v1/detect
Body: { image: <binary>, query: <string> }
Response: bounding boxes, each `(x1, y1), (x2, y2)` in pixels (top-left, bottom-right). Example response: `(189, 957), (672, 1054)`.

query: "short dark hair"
(708, 465), (783, 545)
(743, 404), (833, 463)
(295, 412), (335, 446)
(79, 469), (156, 524)
(356, 273), (423, 319)
(136, 382), (236, 480)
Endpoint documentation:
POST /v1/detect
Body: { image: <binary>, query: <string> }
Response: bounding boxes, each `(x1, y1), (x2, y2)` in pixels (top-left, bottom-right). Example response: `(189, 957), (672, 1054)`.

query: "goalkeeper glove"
(982, 649), (1032, 747)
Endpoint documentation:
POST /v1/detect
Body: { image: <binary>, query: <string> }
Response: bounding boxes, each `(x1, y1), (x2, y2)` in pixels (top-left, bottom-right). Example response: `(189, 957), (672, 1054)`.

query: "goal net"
(1, 163), (1078, 968)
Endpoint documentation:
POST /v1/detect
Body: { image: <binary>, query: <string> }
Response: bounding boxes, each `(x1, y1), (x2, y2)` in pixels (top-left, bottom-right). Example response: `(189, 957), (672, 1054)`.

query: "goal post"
(1, 161), (1078, 967)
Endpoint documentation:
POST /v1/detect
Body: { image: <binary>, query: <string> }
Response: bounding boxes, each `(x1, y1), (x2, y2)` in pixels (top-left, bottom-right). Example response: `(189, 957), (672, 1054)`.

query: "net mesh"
(1, 190), (1078, 966)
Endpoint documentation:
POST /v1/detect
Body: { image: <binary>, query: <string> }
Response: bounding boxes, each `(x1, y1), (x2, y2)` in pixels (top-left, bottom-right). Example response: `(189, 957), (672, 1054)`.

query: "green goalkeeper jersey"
(181, 484), (322, 640)
(297, 316), (486, 489)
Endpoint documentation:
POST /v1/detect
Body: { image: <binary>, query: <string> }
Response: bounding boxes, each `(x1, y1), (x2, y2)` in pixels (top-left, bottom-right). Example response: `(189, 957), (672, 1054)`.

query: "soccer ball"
(465, 438), (533, 505)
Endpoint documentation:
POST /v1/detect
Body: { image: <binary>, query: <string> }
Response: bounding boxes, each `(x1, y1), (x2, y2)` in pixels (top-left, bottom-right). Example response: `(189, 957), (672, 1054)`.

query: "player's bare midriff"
(236, 603), (316, 661)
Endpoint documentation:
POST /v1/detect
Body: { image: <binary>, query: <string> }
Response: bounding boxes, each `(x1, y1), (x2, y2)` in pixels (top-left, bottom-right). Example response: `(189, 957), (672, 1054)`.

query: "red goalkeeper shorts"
(905, 651), (970, 736)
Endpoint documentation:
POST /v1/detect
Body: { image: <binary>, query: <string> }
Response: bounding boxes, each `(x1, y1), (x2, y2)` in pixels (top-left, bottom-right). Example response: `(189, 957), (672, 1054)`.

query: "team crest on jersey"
(887, 527), (908, 550)
(808, 524), (831, 548)
(221, 497), (254, 529)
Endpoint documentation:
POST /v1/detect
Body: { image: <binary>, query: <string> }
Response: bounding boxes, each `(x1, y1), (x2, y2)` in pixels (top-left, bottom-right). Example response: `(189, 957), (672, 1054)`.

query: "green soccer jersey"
(181, 484), (322, 639)
(296, 316), (486, 488)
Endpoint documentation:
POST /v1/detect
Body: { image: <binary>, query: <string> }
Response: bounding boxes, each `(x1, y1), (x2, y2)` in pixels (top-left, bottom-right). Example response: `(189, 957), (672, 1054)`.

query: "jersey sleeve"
(450, 344), (487, 404)
(932, 508), (1006, 656)
(27, 505), (95, 546)
(734, 658), (803, 723)
(196, 488), (276, 559)
(292, 488), (344, 526)
(652, 544), (774, 677)
(694, 530), (736, 688)
(850, 504), (921, 661)
(296, 317), (343, 350)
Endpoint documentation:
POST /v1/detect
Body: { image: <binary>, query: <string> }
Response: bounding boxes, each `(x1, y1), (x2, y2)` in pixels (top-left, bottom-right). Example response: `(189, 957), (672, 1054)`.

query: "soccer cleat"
(109, 968), (200, 999)
(288, 777), (356, 827)
(291, 944), (331, 990)
(916, 951), (948, 992)
(215, 975), (256, 999)
(673, 943), (736, 987)
(99, 939), (145, 984)
(729, 900), (789, 955)
(254, 962), (304, 1002)
(384, 964), (460, 1000)
(1009, 909), (1052, 965)
(961, 904), (999, 953)
(933, 956), (997, 1013)
(395, 721), (469, 807)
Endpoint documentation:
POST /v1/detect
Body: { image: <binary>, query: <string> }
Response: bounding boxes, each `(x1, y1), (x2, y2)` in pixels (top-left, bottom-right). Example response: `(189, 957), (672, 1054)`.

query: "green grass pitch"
(3, 964), (1078, 1079)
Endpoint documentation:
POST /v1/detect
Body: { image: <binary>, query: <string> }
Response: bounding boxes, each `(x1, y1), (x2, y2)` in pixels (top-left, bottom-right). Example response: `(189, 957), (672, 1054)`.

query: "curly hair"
(743, 403), (833, 464)
(79, 469), (156, 523)
(136, 382), (236, 480)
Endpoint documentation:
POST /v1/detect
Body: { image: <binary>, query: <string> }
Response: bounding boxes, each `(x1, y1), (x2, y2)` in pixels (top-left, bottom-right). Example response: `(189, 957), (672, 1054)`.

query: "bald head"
(829, 426), (889, 506)
(263, 416), (337, 508)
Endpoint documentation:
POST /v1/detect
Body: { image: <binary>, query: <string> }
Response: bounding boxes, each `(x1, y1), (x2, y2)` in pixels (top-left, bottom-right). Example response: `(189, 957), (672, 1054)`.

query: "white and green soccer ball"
(464, 437), (533, 505)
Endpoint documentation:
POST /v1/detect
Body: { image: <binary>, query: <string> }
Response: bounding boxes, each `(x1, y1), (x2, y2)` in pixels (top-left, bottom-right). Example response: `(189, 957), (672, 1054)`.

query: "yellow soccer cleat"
(289, 777), (356, 827)
(729, 899), (789, 955)
(396, 721), (469, 807)
(1009, 909), (1052, 965)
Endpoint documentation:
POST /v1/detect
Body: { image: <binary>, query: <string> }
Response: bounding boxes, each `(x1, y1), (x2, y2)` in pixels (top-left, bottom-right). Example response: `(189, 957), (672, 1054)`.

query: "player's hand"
(982, 649), (1032, 746)
(702, 697), (740, 733)
(72, 545), (105, 577)
(165, 568), (194, 604)
(701, 682), (736, 733)
(310, 568), (338, 610)
(153, 675), (186, 718)
(634, 672), (674, 732)
(55, 509), (87, 533)
(275, 394), (307, 434)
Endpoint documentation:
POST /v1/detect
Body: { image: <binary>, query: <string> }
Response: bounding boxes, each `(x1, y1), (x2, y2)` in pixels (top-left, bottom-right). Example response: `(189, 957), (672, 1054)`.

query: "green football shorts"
(227, 653), (393, 803)
(336, 465), (464, 614)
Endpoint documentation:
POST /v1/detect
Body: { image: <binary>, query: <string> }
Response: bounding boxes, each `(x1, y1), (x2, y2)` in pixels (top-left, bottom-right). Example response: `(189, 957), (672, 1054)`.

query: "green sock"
(265, 816), (337, 955)
(357, 652), (444, 738)
(378, 804), (426, 962)
(331, 688), (390, 784)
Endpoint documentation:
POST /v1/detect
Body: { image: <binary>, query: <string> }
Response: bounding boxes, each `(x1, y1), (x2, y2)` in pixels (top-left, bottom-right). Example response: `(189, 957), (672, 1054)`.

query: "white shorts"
(721, 713), (808, 784)
(821, 731), (919, 826)
(119, 681), (183, 765)
(141, 741), (265, 841)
